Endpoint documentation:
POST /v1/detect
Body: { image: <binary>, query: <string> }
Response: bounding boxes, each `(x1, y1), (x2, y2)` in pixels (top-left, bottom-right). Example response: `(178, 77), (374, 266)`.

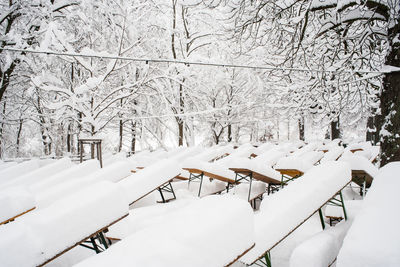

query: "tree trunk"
(227, 124), (232, 142)
(16, 119), (23, 157)
(331, 119), (341, 140)
(178, 118), (184, 146)
(0, 99), (6, 159)
(131, 120), (136, 154)
(67, 123), (72, 153)
(377, 20), (400, 166)
(119, 119), (123, 152)
(298, 117), (305, 141)
(366, 116), (378, 145)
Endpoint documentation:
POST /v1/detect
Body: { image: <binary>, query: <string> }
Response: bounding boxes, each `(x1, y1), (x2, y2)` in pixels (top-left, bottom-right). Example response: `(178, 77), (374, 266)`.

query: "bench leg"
(158, 182), (176, 203)
(90, 237), (101, 254)
(247, 174), (253, 202)
(318, 209), (326, 230)
(188, 172), (204, 197)
(254, 251), (272, 267)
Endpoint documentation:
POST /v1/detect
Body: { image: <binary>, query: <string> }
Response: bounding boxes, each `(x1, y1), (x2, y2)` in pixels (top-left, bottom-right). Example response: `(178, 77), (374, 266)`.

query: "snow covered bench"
(320, 146), (344, 163)
(35, 160), (133, 209)
(0, 160), (131, 225)
(336, 162), (400, 267)
(0, 159), (43, 185)
(182, 158), (238, 197)
(339, 153), (378, 196)
(251, 143), (276, 158)
(193, 144), (234, 162)
(240, 162), (351, 266)
(74, 195), (255, 267)
(0, 157), (74, 190)
(227, 157), (281, 206)
(0, 158), (76, 224)
(275, 151), (324, 184)
(118, 158), (181, 205)
(290, 219), (352, 267)
(0, 188), (36, 225)
(0, 181), (129, 266)
(182, 167), (235, 196)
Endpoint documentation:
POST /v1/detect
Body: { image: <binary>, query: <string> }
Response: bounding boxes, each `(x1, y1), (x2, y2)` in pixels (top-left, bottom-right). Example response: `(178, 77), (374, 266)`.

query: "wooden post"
(78, 138), (103, 168)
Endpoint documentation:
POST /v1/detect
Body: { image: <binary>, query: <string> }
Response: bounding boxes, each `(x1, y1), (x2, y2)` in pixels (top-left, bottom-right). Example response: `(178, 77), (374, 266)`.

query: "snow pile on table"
(281, 141), (305, 152)
(320, 146), (344, 163)
(252, 143), (276, 156)
(107, 198), (196, 239)
(74, 195), (254, 267)
(227, 157), (281, 181)
(240, 161), (351, 265)
(0, 158), (77, 222)
(291, 142), (321, 157)
(127, 155), (160, 169)
(84, 160), (132, 183)
(102, 152), (126, 167)
(31, 159), (100, 192)
(0, 181), (129, 267)
(337, 162), (400, 267)
(290, 219), (352, 267)
(255, 147), (288, 166)
(169, 146), (205, 162)
(0, 159), (41, 185)
(118, 158), (181, 204)
(182, 158), (237, 181)
(229, 143), (257, 158)
(35, 160), (132, 208)
(1, 158), (74, 189)
(172, 177), (227, 197)
(338, 153), (379, 177)
(230, 181), (266, 200)
(346, 141), (371, 152)
(0, 161), (18, 170)
(0, 187), (35, 224)
(354, 146), (380, 162)
(193, 178), (227, 196)
(275, 151), (324, 172)
(191, 144), (234, 162)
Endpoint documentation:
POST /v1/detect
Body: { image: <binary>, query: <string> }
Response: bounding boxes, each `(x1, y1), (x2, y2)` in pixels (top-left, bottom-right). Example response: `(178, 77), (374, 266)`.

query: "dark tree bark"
(0, 99), (6, 159)
(377, 18), (400, 165)
(131, 120), (136, 154)
(366, 116), (378, 144)
(16, 119), (23, 157)
(298, 117), (305, 141)
(67, 123), (72, 153)
(178, 83), (184, 146)
(227, 123), (232, 142)
(212, 121), (224, 144)
(331, 119), (341, 140)
(118, 99), (124, 152)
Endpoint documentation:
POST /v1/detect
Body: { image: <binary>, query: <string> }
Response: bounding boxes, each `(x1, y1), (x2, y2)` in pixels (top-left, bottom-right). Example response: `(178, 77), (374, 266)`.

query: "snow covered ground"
(0, 141), (397, 267)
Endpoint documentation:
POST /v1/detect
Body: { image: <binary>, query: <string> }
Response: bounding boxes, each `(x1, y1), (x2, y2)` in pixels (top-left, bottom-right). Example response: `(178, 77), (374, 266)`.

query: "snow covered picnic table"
(74, 195), (255, 267)
(240, 161), (351, 266)
(336, 162), (400, 267)
(227, 157), (282, 199)
(339, 153), (378, 195)
(118, 158), (181, 205)
(0, 181), (129, 267)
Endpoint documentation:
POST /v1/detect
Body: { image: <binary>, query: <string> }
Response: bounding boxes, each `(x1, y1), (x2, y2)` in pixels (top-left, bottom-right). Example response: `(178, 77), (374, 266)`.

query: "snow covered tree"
(226, 0), (399, 163)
